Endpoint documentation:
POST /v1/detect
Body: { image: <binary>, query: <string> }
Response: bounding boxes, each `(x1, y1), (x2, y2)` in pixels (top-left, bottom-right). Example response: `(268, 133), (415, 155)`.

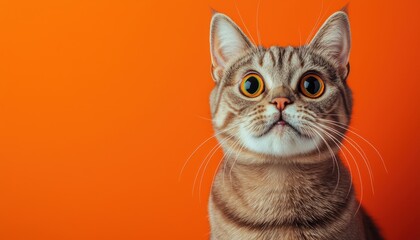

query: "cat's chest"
(209, 165), (357, 240)
(210, 225), (342, 240)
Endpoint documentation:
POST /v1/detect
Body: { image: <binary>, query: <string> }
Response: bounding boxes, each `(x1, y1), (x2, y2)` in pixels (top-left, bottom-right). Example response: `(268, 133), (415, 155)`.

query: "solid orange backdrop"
(0, 0), (418, 239)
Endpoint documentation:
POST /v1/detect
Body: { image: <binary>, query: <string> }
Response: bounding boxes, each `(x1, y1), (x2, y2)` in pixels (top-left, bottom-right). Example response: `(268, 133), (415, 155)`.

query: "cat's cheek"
(212, 104), (231, 129)
(209, 88), (218, 116)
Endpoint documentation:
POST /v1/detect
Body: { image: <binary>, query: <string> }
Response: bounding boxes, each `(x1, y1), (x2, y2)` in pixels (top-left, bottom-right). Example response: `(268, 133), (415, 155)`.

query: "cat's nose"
(271, 97), (291, 111)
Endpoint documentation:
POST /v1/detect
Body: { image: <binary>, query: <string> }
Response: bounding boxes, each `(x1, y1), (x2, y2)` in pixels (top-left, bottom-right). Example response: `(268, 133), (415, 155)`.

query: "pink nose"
(271, 97), (291, 111)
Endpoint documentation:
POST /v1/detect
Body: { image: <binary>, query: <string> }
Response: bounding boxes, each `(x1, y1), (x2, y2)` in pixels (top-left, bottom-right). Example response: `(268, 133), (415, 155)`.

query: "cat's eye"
(240, 73), (264, 98)
(299, 74), (325, 98)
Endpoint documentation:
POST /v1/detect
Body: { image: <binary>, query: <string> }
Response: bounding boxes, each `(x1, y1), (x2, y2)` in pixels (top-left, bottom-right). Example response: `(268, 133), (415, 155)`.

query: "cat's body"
(207, 10), (383, 240)
(209, 153), (379, 240)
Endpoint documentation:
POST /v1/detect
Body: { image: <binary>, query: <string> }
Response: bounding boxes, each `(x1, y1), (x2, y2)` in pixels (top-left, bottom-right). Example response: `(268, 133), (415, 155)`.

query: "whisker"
(317, 118), (356, 129)
(310, 124), (356, 197)
(317, 113), (353, 118)
(306, 125), (353, 196)
(256, 0), (262, 46)
(198, 135), (240, 201)
(321, 120), (388, 173)
(305, 0), (324, 45)
(309, 127), (341, 192)
(302, 128), (321, 161)
(311, 123), (364, 215)
(193, 134), (235, 198)
(193, 140), (223, 196)
(318, 122), (375, 194)
(209, 138), (239, 195)
(221, 131), (245, 187)
(194, 115), (213, 121)
(179, 121), (244, 181)
(227, 127), (250, 184)
(233, 0), (257, 46)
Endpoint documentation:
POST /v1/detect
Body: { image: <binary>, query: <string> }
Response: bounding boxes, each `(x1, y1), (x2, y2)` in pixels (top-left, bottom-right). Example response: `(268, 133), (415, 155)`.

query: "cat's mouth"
(271, 117), (290, 129)
(262, 114), (292, 135)
(254, 113), (303, 138)
(276, 115), (287, 126)
(266, 115), (301, 136)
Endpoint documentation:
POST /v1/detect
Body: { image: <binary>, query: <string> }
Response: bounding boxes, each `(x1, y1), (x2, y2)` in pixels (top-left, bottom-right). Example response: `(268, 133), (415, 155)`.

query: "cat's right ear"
(210, 13), (254, 82)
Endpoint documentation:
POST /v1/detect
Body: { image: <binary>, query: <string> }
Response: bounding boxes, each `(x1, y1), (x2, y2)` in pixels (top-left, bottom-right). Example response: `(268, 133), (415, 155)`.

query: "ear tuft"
(210, 13), (254, 82)
(209, 7), (219, 16)
(340, 3), (349, 14)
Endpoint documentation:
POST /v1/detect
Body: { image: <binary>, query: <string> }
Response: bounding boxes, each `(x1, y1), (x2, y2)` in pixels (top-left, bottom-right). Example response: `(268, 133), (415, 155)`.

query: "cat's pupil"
(244, 77), (260, 94)
(304, 76), (321, 94)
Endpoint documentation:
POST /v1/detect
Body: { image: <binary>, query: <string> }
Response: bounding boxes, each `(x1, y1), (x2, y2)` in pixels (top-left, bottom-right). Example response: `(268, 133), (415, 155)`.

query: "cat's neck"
(211, 153), (354, 227)
(225, 153), (352, 195)
(221, 153), (350, 188)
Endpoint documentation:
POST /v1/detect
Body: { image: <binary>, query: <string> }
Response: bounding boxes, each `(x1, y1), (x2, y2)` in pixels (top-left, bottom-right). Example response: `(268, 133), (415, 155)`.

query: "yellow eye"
(240, 73), (264, 98)
(300, 74), (325, 98)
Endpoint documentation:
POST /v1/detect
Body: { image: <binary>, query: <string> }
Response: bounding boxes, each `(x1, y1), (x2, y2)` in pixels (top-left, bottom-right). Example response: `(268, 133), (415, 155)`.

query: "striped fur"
(208, 11), (383, 240)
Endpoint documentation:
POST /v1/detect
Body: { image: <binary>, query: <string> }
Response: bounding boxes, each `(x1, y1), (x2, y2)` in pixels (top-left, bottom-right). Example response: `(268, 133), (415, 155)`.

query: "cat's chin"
(238, 125), (320, 158)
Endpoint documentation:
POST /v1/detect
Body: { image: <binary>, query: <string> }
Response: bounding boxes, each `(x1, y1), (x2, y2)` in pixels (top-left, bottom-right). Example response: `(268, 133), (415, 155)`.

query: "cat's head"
(209, 11), (352, 164)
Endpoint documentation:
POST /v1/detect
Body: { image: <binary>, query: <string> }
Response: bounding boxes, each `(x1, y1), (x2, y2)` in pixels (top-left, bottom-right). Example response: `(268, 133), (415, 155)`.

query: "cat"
(207, 9), (384, 240)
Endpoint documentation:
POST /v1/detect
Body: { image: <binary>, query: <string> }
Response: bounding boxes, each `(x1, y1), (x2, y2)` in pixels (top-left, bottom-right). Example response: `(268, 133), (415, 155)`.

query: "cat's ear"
(210, 13), (254, 82)
(310, 11), (351, 79)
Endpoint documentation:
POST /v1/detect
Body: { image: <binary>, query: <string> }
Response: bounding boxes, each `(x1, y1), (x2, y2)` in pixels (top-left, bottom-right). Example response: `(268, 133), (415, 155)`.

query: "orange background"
(0, 0), (419, 239)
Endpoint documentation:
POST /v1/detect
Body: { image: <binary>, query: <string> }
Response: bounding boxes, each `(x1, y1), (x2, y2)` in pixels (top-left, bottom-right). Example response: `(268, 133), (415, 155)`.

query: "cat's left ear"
(210, 13), (254, 82)
(310, 11), (351, 79)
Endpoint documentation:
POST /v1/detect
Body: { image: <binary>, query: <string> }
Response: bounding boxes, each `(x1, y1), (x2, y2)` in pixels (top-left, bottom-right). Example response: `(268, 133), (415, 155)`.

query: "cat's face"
(209, 11), (352, 163)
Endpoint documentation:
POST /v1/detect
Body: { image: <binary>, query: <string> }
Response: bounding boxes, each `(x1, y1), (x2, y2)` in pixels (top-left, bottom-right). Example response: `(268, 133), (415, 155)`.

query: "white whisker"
(309, 127), (341, 192)
(256, 0), (262, 46)
(305, 0), (324, 45)
(319, 122), (375, 194)
(310, 124), (356, 197)
(311, 123), (364, 215)
(227, 131), (249, 183)
(209, 140), (239, 197)
(233, 0), (257, 46)
(179, 121), (245, 181)
(215, 134), (241, 188)
(321, 120), (388, 173)
(198, 135), (240, 201)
